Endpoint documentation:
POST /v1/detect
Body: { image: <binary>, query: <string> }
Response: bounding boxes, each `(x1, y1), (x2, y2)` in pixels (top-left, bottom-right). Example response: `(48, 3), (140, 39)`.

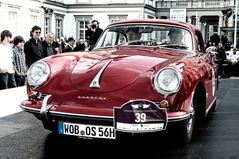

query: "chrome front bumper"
(20, 95), (191, 130)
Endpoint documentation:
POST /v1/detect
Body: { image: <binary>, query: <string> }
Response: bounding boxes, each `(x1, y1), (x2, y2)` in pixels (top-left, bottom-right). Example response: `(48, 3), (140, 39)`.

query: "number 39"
(135, 113), (146, 123)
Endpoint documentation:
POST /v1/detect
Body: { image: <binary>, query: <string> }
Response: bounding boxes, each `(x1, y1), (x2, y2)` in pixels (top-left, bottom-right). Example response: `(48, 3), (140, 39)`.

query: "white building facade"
(0, 0), (237, 44)
(0, 0), (156, 41)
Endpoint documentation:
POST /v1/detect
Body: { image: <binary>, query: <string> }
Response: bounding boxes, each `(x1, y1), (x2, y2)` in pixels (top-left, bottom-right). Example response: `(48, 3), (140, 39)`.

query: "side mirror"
(206, 46), (217, 59)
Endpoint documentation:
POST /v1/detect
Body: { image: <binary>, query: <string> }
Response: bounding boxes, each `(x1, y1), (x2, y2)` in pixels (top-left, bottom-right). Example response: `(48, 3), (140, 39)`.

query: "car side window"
(99, 31), (126, 47)
(118, 33), (127, 44)
(195, 36), (200, 52)
(102, 31), (117, 47)
(195, 31), (204, 53)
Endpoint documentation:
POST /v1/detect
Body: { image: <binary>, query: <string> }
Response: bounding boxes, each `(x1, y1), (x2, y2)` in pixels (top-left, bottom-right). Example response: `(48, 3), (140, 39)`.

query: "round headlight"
(27, 61), (50, 87)
(154, 67), (182, 95)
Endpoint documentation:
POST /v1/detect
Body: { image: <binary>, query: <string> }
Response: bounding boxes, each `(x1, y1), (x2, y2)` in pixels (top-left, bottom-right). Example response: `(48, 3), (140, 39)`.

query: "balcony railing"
(156, 0), (234, 9)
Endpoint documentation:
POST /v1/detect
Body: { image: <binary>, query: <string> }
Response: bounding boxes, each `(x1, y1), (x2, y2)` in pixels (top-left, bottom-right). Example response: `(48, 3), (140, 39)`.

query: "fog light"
(160, 100), (169, 108)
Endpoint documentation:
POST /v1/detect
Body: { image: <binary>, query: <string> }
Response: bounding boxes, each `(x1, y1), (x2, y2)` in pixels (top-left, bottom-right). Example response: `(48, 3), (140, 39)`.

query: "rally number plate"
(58, 122), (116, 139)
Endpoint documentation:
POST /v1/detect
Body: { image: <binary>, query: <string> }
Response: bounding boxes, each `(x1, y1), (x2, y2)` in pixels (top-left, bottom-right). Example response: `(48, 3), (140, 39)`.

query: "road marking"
(0, 86), (27, 117)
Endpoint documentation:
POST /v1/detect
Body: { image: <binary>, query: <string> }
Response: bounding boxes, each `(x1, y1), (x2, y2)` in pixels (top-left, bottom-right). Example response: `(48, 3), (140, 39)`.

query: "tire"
(177, 97), (196, 145)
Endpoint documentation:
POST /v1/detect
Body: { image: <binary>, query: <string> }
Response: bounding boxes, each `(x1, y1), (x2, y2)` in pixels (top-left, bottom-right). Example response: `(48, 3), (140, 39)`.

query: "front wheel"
(177, 100), (196, 145)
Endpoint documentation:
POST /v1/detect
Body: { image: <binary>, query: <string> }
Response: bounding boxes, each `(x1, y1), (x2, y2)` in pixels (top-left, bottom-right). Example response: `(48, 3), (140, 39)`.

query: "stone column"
(218, 15), (223, 35)
(196, 13), (201, 30)
(227, 15), (234, 42)
(51, 13), (55, 34)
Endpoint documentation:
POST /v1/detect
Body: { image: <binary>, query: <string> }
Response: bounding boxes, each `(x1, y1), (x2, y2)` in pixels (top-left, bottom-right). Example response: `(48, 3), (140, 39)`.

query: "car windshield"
(95, 24), (193, 51)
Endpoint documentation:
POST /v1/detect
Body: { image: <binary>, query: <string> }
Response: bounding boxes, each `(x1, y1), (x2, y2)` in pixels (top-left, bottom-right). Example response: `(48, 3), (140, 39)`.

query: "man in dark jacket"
(24, 25), (43, 68)
(74, 39), (85, 51)
(218, 42), (228, 77)
(85, 20), (103, 51)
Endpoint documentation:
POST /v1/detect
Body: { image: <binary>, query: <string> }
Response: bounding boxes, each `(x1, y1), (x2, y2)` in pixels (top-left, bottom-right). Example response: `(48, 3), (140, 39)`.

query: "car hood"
(70, 48), (184, 93)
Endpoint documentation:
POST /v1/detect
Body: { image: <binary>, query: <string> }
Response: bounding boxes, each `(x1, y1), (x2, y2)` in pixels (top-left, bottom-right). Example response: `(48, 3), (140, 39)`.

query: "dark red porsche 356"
(20, 19), (219, 144)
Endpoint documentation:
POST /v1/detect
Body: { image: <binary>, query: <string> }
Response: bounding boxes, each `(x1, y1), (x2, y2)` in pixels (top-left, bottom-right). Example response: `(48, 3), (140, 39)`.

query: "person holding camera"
(86, 20), (103, 51)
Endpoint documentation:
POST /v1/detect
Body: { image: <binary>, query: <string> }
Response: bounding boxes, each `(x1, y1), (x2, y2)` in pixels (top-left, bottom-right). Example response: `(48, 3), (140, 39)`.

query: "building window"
(75, 16), (92, 41)
(55, 19), (62, 40)
(146, 0), (154, 7)
(8, 11), (17, 36)
(108, 15), (127, 24)
(44, 17), (50, 35)
(30, 15), (37, 26)
(55, 14), (64, 40)
(43, 9), (53, 35)
(79, 21), (87, 39)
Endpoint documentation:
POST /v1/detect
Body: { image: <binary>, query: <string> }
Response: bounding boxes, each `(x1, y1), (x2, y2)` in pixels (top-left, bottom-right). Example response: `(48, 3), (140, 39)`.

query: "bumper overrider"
(20, 94), (191, 139)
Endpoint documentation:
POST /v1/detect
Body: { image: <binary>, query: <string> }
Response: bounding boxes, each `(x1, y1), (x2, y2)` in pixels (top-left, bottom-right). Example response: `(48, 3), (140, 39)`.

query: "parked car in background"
(20, 19), (219, 144)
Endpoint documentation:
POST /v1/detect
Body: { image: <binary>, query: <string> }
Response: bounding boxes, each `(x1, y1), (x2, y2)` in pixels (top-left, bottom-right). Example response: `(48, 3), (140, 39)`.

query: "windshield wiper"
(127, 40), (158, 46)
(127, 40), (143, 45)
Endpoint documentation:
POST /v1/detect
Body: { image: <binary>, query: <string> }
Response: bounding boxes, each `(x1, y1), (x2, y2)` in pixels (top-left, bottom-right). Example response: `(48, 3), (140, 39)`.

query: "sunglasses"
(35, 32), (41, 34)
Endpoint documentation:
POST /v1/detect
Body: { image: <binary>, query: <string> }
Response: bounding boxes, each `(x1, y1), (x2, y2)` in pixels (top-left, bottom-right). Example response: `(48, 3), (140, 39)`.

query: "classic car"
(20, 19), (219, 144)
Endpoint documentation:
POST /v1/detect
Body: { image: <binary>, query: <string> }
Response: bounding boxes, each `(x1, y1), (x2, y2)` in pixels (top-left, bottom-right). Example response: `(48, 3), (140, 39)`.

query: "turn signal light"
(159, 100), (169, 108)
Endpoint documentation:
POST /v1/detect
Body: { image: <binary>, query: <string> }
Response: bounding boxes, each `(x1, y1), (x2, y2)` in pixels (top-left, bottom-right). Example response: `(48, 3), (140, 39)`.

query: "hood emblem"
(89, 60), (112, 88)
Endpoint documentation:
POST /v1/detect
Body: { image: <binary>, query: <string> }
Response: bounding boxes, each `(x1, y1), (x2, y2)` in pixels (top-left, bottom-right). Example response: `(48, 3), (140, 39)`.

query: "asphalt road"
(0, 78), (239, 159)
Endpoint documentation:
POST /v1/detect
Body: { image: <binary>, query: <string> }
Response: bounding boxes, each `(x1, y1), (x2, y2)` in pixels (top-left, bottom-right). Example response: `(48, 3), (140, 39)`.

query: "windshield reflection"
(95, 24), (193, 51)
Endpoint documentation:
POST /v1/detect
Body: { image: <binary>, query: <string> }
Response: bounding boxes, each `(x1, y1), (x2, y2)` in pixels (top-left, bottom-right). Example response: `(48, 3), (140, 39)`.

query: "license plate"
(58, 121), (116, 139)
(114, 99), (168, 133)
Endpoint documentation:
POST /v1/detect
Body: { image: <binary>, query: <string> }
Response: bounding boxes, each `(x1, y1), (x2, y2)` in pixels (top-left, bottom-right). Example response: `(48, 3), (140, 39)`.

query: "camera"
(91, 24), (97, 29)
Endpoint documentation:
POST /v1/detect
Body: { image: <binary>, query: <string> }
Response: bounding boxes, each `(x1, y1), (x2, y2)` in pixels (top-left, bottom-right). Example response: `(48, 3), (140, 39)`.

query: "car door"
(195, 30), (217, 110)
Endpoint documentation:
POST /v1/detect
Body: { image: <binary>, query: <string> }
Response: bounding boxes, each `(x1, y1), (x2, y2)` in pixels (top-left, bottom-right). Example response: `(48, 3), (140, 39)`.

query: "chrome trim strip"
(50, 110), (189, 121)
(89, 60), (112, 88)
(20, 104), (41, 112)
(21, 102), (189, 122)
(49, 110), (113, 119)
(167, 114), (190, 122)
(206, 97), (217, 114)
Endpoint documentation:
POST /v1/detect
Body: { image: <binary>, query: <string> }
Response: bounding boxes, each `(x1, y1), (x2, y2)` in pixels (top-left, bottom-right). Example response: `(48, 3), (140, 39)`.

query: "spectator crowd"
(0, 20), (103, 90)
(206, 33), (239, 78)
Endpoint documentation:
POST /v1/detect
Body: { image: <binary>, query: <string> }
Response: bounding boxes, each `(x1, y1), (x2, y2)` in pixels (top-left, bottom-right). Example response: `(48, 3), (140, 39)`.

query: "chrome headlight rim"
(154, 67), (182, 96)
(27, 61), (50, 87)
